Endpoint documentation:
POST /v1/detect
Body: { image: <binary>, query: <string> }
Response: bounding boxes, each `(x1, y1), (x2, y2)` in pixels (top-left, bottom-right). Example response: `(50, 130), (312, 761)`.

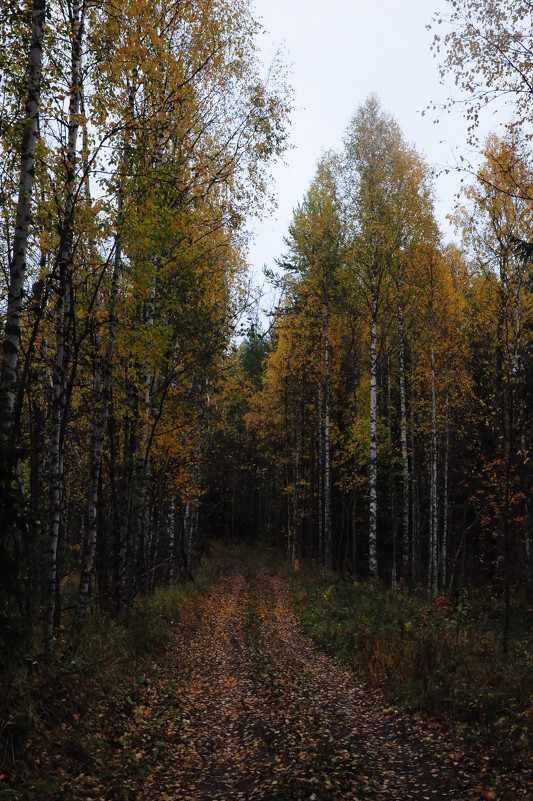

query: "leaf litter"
(18, 555), (532, 800)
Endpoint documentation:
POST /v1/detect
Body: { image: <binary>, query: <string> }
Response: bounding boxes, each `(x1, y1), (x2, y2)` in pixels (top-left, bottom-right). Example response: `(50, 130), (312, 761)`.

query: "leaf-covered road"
(30, 555), (530, 800)
(79, 556), (526, 801)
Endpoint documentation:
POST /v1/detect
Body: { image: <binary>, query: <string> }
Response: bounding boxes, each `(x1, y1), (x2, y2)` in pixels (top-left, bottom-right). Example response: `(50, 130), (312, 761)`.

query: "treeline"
(218, 99), (533, 653)
(0, 0), (290, 656)
(2, 0), (533, 665)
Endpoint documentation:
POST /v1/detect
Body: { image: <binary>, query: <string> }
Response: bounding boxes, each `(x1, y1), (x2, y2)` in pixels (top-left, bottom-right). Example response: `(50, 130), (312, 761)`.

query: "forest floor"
(6, 549), (532, 800)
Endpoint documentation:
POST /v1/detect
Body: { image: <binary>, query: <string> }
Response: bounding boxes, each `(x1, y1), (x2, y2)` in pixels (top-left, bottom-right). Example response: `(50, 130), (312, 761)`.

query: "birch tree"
(282, 157), (343, 570)
(0, 0), (291, 642)
(343, 96), (426, 579)
(0, 0), (45, 443)
(43, 0), (86, 653)
(454, 134), (533, 646)
(431, 0), (533, 150)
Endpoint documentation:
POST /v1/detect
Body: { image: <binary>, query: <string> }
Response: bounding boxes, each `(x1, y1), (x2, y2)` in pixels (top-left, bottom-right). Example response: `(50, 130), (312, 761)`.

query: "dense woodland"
(1, 0), (533, 670)
(231, 117), (533, 612)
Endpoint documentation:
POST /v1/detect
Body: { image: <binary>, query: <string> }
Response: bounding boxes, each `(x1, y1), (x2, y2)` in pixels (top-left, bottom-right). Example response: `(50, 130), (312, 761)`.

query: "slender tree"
(0, 0), (45, 443)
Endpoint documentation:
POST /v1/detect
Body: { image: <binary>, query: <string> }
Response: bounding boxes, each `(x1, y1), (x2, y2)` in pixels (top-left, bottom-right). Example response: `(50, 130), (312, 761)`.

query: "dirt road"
(24, 554), (530, 800)
(97, 556), (527, 800)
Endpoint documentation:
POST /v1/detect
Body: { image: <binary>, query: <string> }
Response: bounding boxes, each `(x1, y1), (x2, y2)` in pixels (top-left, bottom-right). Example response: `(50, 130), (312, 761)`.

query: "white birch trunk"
(167, 495), (175, 586)
(0, 0), (45, 439)
(184, 498), (199, 571)
(184, 502), (192, 568)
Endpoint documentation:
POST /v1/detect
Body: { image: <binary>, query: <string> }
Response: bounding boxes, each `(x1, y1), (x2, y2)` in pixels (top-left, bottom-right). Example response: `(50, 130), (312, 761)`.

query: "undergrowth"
(0, 560), (215, 788)
(289, 566), (533, 767)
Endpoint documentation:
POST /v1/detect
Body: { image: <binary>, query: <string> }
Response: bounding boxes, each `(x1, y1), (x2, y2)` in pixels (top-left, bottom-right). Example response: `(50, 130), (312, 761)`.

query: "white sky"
(248, 0), (506, 311)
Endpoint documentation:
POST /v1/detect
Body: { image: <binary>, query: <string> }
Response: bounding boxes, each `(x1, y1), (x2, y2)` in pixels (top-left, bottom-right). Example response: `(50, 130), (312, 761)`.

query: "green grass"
(289, 566), (533, 765)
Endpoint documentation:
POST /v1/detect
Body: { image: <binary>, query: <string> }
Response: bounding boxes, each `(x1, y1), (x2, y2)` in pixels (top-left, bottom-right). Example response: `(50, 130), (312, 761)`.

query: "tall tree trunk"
(514, 283), (531, 596)
(426, 257), (439, 601)
(184, 502), (192, 568)
(523, 428), (532, 597)
(524, 487), (532, 596)
(184, 496), (199, 571)
(291, 397), (300, 566)
(317, 377), (324, 568)
(410, 401), (420, 585)
(351, 318), (359, 572)
(308, 411), (316, 560)
(43, 0), (83, 652)
(440, 392), (449, 593)
(368, 277), (378, 579)
(134, 269), (156, 594)
(284, 374), (292, 559)
(387, 356), (397, 590)
(167, 495), (176, 586)
(77, 305), (102, 623)
(496, 261), (512, 652)
(76, 181), (123, 627)
(44, 274), (71, 653)
(428, 337), (439, 600)
(27, 346), (47, 619)
(397, 293), (410, 578)
(118, 371), (136, 615)
(502, 451), (511, 656)
(324, 302), (332, 572)
(0, 0), (46, 441)
(293, 372), (306, 565)
(184, 447), (201, 571)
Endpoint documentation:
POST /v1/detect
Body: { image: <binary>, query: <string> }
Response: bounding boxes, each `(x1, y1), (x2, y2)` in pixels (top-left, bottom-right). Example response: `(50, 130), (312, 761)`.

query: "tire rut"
(99, 556), (530, 801)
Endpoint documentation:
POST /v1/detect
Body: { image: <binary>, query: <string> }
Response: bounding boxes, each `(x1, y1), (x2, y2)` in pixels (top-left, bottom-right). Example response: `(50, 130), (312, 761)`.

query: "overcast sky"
(247, 0), (505, 312)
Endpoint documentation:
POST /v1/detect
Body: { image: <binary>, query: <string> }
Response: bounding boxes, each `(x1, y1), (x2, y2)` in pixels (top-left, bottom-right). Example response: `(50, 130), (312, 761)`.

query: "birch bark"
(0, 0), (45, 441)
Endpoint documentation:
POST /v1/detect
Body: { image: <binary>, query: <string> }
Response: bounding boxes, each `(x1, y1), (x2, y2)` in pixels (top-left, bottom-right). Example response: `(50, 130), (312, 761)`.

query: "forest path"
(86, 553), (523, 801)
(29, 552), (529, 800)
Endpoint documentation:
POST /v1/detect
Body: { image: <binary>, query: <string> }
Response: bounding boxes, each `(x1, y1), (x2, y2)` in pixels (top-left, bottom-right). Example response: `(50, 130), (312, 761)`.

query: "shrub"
(289, 566), (533, 764)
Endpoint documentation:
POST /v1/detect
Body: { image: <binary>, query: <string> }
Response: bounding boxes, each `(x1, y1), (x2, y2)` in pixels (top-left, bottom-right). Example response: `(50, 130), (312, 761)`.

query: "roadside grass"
(288, 566), (533, 767)
(0, 560), (215, 795)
